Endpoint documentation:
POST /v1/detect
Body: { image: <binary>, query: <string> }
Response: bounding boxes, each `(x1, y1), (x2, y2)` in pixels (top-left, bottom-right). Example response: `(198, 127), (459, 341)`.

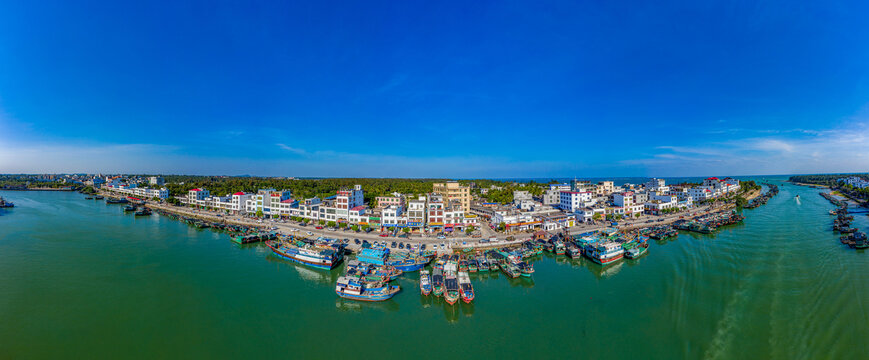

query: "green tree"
(735, 196), (748, 208)
(592, 213), (602, 221)
(255, 209), (263, 218)
(497, 222), (506, 231)
(350, 225), (359, 231)
(318, 220), (325, 225)
(338, 222), (347, 228)
(327, 221), (336, 227)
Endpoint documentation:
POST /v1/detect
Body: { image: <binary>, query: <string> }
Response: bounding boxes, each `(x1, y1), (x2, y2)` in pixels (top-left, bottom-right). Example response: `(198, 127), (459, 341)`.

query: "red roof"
(281, 199), (295, 203)
(706, 177), (719, 180)
(233, 192), (245, 195)
(350, 205), (366, 211)
(189, 188), (202, 192)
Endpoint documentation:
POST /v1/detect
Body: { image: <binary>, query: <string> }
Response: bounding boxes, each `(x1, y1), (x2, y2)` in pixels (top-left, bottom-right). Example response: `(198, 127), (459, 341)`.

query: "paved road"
(102, 188), (757, 252)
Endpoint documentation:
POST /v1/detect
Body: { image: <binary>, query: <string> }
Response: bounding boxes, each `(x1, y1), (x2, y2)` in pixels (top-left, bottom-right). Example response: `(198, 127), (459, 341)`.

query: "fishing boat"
(357, 246), (431, 272)
(501, 263), (521, 278)
(84, 196), (94, 200)
(458, 260), (469, 272)
(444, 256), (458, 273)
(476, 256), (490, 272)
(123, 205), (137, 212)
(567, 246), (582, 259)
(94, 195), (104, 200)
(625, 242), (649, 259)
(829, 209), (837, 215)
(517, 261), (534, 277)
(0, 196), (13, 208)
(335, 276), (400, 302)
(458, 271), (474, 303)
(419, 269), (432, 296)
(134, 208), (151, 216)
(432, 267), (445, 297)
(345, 259), (402, 280)
(468, 260), (478, 273)
(554, 241), (566, 255)
(265, 239), (344, 270)
(106, 198), (127, 204)
(444, 274), (460, 305)
(586, 240), (625, 266)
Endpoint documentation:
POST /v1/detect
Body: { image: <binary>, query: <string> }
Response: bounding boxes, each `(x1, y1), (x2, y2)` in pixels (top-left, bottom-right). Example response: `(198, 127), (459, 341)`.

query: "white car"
(306, 231), (313, 236)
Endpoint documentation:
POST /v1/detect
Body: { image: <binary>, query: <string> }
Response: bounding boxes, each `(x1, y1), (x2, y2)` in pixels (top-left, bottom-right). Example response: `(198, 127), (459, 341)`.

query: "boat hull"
(590, 253), (623, 266)
(267, 243), (341, 270)
(336, 290), (398, 302)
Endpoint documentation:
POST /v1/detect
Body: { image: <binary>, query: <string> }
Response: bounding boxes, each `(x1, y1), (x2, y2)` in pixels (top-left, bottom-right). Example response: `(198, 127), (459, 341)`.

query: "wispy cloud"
(631, 120), (869, 176)
(275, 143), (307, 155)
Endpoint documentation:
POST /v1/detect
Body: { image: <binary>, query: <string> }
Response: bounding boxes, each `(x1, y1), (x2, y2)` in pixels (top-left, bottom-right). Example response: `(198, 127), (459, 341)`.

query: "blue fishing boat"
(357, 246), (431, 272)
(265, 239), (344, 270)
(335, 276), (400, 301)
(345, 259), (402, 281)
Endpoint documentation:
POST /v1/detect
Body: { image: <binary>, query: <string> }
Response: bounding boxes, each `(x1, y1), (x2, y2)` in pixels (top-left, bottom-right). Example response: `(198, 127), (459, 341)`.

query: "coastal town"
(2, 172), (774, 303)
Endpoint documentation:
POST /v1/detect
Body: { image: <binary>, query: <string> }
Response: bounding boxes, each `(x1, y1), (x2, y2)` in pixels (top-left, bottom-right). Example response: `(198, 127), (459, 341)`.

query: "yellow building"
(432, 181), (470, 213)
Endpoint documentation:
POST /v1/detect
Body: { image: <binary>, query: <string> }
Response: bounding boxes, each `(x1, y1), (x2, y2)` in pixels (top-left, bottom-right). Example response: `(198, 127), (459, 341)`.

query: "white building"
(149, 176), (165, 186)
(840, 176), (869, 189)
(559, 191), (593, 212)
(336, 185), (364, 221)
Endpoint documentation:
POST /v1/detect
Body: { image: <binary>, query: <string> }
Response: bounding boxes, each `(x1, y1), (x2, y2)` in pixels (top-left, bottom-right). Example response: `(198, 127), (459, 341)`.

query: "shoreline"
(99, 188), (764, 252)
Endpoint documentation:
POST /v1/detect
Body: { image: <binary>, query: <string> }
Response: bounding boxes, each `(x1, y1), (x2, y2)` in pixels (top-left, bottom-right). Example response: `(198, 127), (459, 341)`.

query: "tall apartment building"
(336, 185), (364, 220)
(426, 193), (445, 232)
(407, 196), (427, 229)
(432, 181), (470, 214)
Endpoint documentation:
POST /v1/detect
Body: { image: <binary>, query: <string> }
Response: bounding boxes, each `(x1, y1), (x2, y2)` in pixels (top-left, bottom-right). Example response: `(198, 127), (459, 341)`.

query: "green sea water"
(2, 179), (869, 359)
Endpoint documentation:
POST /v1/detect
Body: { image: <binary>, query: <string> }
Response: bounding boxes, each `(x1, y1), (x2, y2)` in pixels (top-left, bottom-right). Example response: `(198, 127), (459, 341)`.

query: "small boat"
(419, 269), (432, 296)
(84, 196), (94, 200)
(567, 246), (582, 259)
(106, 198), (128, 204)
(517, 262), (534, 277)
(265, 239), (345, 270)
(458, 260), (469, 272)
(134, 208), (151, 216)
(0, 196), (13, 208)
(94, 196), (104, 200)
(468, 260), (478, 273)
(554, 241), (566, 255)
(586, 241), (625, 266)
(476, 256), (490, 272)
(501, 263), (521, 278)
(444, 274), (460, 305)
(458, 271), (474, 303)
(335, 276), (400, 302)
(432, 268), (445, 297)
(829, 210), (837, 215)
(625, 243), (649, 259)
(123, 205), (137, 212)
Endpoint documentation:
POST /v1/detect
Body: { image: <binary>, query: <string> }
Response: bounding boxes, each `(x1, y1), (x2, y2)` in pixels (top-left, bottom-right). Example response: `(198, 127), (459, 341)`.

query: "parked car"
(391, 241), (397, 248)
(398, 243), (404, 249)
(354, 239), (361, 244)
(437, 235), (446, 239)
(306, 231), (313, 236)
(315, 226), (324, 230)
(420, 244), (426, 250)
(379, 233), (388, 237)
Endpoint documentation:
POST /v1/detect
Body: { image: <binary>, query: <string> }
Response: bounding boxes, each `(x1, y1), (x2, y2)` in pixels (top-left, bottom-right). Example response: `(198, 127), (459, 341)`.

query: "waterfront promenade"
(100, 187), (761, 252)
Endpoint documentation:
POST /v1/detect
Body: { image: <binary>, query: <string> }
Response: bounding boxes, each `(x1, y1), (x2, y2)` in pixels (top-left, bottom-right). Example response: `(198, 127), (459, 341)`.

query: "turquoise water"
(2, 179), (869, 359)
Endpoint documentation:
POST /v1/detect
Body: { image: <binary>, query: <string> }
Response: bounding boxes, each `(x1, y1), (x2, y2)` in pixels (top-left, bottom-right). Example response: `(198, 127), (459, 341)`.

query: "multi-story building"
(444, 201), (465, 232)
(613, 191), (635, 208)
(513, 190), (533, 203)
(375, 195), (403, 208)
(560, 191), (593, 212)
(245, 189), (292, 216)
(543, 184), (571, 205)
(432, 181), (470, 215)
(840, 176), (869, 189)
(381, 205), (405, 227)
(407, 196), (427, 230)
(187, 188), (210, 206)
(425, 193), (445, 232)
(149, 176), (165, 186)
(336, 185), (364, 221)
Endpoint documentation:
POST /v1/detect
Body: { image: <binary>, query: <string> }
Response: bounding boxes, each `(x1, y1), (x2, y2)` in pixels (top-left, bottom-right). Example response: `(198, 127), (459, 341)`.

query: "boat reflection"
(264, 254), (343, 285)
(335, 298), (400, 313)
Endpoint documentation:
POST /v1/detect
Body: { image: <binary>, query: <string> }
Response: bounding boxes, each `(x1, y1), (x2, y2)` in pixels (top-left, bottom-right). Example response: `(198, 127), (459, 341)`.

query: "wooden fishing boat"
(444, 274), (460, 305)
(458, 271), (474, 303)
(335, 276), (399, 302)
(419, 269), (432, 296)
(432, 268), (445, 297)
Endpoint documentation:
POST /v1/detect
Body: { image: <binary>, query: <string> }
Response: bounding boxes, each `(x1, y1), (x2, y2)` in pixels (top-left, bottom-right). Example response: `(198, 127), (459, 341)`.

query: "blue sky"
(1, 0), (868, 177)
